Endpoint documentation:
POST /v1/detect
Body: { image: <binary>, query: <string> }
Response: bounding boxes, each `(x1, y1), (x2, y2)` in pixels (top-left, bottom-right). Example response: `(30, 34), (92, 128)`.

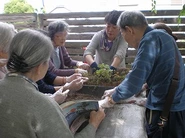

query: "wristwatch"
(108, 96), (116, 105)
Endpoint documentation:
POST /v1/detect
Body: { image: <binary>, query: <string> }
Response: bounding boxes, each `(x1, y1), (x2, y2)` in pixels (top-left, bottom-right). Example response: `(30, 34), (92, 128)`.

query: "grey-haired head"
(104, 10), (122, 25)
(7, 29), (53, 73)
(0, 22), (16, 53)
(117, 11), (148, 30)
(47, 20), (69, 40)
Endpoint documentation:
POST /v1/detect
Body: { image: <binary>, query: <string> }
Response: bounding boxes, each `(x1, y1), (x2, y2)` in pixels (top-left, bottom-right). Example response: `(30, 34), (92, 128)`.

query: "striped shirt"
(112, 26), (185, 111)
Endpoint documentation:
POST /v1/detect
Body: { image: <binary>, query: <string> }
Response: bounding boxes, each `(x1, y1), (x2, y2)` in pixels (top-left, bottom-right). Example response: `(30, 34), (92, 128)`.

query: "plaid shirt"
(113, 26), (185, 111)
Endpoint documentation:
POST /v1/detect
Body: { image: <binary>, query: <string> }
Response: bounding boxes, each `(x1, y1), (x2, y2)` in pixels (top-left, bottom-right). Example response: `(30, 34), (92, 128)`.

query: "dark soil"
(65, 93), (101, 102)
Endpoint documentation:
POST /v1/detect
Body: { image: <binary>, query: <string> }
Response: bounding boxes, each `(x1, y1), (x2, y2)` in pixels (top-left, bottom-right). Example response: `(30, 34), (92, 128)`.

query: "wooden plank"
(125, 57), (135, 63)
(69, 26), (104, 33)
(167, 26), (185, 32)
(42, 19), (105, 27)
(175, 34), (185, 39)
(41, 17), (185, 29)
(66, 41), (184, 49)
(179, 49), (185, 55)
(142, 10), (182, 16)
(66, 48), (84, 55)
(0, 13), (38, 30)
(147, 17), (185, 24)
(38, 12), (108, 19)
(69, 55), (84, 61)
(38, 10), (182, 20)
(177, 42), (185, 48)
(13, 23), (38, 30)
(38, 14), (44, 29)
(126, 50), (137, 56)
(0, 13), (37, 22)
(67, 33), (94, 40)
(65, 42), (89, 48)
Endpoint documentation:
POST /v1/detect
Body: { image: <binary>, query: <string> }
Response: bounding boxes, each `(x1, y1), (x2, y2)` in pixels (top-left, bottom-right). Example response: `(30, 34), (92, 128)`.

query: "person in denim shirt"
(99, 11), (185, 138)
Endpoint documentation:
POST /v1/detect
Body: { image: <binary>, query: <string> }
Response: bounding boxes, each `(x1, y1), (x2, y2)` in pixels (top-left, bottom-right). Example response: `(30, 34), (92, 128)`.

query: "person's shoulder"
(94, 30), (104, 36)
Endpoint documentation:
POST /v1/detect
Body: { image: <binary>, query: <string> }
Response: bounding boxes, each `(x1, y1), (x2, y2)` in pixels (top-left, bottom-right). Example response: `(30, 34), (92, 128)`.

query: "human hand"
(76, 62), (90, 70)
(135, 83), (148, 97)
(98, 97), (115, 109)
(90, 62), (99, 73)
(110, 66), (117, 71)
(50, 87), (69, 104)
(75, 68), (88, 75)
(66, 73), (82, 83)
(80, 77), (89, 83)
(89, 108), (105, 129)
(101, 87), (116, 99)
(64, 78), (84, 92)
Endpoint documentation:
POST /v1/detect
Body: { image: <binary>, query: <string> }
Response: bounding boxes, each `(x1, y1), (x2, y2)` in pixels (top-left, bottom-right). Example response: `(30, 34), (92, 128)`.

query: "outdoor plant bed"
(66, 64), (130, 101)
(83, 64), (130, 87)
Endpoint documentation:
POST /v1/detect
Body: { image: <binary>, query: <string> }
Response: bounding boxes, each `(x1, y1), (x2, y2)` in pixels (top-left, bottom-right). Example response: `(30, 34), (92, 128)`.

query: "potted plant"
(75, 63), (130, 99)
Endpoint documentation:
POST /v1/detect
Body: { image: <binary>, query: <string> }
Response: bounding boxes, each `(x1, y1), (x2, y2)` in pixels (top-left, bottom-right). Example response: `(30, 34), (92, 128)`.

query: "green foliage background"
(4, 0), (34, 13)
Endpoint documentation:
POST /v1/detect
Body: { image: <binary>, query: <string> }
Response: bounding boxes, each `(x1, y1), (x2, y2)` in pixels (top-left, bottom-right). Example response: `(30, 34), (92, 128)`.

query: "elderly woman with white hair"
(0, 22), (16, 79)
(0, 29), (105, 138)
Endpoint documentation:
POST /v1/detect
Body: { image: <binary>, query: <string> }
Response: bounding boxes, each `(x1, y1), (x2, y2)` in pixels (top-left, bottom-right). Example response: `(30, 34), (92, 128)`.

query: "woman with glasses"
(0, 29), (105, 138)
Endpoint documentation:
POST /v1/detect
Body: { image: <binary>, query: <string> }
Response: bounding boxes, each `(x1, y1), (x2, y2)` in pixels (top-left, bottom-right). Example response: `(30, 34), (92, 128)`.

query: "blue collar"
(143, 26), (153, 36)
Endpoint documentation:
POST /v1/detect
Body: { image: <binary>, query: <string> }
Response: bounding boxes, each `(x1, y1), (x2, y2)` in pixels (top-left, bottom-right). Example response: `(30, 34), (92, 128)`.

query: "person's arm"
(36, 79), (56, 94)
(49, 60), (75, 76)
(84, 55), (94, 65)
(75, 109), (105, 138)
(111, 57), (122, 69)
(62, 46), (78, 67)
(111, 35), (128, 68)
(112, 38), (158, 103)
(53, 73), (82, 86)
(83, 31), (101, 65)
(37, 71), (60, 94)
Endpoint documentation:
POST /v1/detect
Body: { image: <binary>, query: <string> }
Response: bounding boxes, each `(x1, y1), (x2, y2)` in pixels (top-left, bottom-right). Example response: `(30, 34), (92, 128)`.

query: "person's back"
(139, 29), (185, 111)
(0, 75), (73, 138)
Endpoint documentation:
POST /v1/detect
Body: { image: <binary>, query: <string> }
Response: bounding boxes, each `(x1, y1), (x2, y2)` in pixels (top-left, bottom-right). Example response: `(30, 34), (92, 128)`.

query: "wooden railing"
(38, 10), (185, 68)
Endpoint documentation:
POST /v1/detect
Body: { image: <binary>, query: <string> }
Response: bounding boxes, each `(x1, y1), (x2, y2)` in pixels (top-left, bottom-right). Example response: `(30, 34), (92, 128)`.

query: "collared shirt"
(112, 26), (185, 111)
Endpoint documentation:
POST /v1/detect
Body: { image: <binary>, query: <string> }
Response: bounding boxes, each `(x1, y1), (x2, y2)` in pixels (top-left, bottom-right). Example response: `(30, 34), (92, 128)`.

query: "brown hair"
(153, 22), (178, 41)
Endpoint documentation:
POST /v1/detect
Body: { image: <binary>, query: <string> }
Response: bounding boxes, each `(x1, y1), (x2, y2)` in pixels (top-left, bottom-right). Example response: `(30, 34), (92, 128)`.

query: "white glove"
(76, 62), (90, 70)
(102, 87), (117, 99)
(50, 87), (69, 104)
(98, 97), (114, 108)
(75, 68), (88, 75)
(0, 58), (8, 66)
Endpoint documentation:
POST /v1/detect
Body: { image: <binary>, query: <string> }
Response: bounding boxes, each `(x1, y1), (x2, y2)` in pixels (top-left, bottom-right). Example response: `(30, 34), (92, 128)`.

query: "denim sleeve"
(112, 37), (159, 102)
